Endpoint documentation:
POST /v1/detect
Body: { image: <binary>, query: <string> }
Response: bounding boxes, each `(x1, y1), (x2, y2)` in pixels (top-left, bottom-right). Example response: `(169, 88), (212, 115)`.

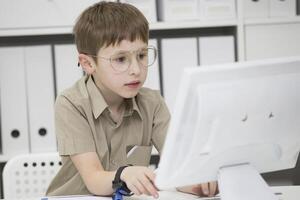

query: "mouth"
(124, 80), (141, 88)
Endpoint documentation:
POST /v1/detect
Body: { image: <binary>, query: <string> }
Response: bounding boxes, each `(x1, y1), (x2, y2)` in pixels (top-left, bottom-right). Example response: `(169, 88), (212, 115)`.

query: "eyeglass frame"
(78, 45), (158, 73)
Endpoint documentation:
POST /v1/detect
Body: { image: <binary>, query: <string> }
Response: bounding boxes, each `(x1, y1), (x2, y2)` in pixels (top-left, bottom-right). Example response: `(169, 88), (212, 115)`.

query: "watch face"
(112, 181), (132, 196)
(119, 188), (133, 196)
(112, 180), (123, 190)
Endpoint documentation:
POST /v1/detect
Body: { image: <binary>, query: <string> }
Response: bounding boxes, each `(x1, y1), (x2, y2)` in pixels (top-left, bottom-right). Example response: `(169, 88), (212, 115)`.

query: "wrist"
(112, 165), (131, 190)
(112, 165), (133, 196)
(120, 166), (129, 181)
(120, 164), (133, 182)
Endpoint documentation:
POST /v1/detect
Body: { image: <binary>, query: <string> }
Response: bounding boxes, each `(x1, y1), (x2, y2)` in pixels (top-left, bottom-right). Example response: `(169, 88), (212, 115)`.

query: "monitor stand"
(218, 163), (278, 200)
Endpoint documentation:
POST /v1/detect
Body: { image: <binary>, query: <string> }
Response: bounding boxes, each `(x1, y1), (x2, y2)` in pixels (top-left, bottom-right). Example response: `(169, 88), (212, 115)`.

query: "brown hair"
(73, 1), (149, 61)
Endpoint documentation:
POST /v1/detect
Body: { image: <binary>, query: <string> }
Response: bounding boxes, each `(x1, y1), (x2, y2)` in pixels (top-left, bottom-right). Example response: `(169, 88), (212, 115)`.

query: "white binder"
(199, 35), (235, 66)
(120, 0), (157, 23)
(161, 38), (198, 113)
(158, 0), (198, 21)
(198, 0), (236, 20)
(54, 44), (83, 95)
(0, 0), (101, 29)
(143, 39), (161, 91)
(0, 47), (30, 157)
(244, 0), (269, 19)
(245, 23), (300, 60)
(25, 46), (57, 153)
(269, 0), (296, 17)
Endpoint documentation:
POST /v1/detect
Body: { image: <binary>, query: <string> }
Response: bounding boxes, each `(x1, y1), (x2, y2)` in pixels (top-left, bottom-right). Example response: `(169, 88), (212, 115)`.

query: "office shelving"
(0, 20), (237, 37)
(150, 19), (238, 30)
(244, 16), (300, 25)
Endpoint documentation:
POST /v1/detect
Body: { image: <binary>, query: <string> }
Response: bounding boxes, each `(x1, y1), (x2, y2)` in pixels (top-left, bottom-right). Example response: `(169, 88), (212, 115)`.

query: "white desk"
(127, 186), (300, 200)
(7, 186), (300, 200)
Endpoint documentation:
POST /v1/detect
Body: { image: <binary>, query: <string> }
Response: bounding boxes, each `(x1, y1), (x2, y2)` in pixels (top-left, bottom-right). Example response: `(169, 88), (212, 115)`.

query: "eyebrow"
(113, 46), (148, 55)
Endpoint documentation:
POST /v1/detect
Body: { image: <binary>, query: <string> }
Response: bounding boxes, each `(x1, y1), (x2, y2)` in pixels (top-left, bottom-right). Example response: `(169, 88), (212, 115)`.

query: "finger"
(151, 172), (160, 191)
(208, 182), (217, 197)
(201, 183), (209, 196)
(216, 182), (220, 194)
(191, 184), (203, 196)
(127, 182), (142, 196)
(135, 178), (151, 196)
(140, 174), (159, 198)
(144, 169), (156, 183)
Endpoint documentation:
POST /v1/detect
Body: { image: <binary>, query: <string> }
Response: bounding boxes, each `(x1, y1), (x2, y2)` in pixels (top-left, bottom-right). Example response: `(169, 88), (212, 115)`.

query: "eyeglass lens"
(110, 47), (156, 72)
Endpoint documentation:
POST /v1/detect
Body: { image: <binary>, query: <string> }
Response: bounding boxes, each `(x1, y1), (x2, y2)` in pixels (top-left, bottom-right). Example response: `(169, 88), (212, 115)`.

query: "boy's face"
(92, 39), (148, 99)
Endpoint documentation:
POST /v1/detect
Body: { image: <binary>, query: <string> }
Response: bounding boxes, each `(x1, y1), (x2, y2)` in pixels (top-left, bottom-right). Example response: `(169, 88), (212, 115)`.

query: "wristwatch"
(112, 165), (132, 195)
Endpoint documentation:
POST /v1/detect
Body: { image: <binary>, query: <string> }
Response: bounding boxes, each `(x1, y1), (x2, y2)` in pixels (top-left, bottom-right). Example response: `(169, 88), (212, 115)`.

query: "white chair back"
(2, 152), (61, 199)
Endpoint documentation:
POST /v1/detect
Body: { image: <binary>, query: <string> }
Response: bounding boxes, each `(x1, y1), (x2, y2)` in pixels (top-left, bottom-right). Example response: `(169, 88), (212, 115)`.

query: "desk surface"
(128, 186), (300, 200)
(4, 186), (300, 200)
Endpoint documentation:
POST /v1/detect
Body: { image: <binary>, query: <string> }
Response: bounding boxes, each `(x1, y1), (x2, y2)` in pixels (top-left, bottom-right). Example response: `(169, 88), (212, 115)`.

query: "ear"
(78, 54), (96, 75)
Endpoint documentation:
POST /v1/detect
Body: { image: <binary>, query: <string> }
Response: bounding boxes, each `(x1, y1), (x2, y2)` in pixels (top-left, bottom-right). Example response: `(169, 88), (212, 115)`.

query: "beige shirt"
(46, 75), (170, 196)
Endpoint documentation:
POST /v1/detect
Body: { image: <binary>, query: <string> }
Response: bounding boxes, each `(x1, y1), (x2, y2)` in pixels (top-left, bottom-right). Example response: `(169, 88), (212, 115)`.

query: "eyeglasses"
(87, 46), (157, 73)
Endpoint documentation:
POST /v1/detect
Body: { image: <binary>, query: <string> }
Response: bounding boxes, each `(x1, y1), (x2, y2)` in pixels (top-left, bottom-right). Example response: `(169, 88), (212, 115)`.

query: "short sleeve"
(55, 95), (96, 156)
(151, 92), (171, 155)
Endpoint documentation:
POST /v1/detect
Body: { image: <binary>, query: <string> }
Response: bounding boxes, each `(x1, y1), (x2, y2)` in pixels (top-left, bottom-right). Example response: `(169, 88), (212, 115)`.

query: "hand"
(177, 181), (218, 197)
(120, 166), (159, 198)
(192, 182), (218, 197)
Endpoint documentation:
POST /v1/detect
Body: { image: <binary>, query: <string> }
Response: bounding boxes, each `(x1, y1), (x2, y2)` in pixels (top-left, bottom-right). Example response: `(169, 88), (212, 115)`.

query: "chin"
(120, 90), (139, 98)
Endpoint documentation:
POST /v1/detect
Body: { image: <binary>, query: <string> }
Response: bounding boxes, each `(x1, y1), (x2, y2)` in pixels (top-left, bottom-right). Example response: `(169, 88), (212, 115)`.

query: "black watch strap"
(112, 165), (132, 191)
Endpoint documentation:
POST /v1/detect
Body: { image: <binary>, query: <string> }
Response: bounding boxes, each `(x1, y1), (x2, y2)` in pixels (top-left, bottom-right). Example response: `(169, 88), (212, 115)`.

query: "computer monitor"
(155, 57), (300, 200)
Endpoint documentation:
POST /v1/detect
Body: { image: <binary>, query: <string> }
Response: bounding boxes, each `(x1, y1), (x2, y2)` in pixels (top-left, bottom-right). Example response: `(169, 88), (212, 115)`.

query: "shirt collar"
(124, 97), (142, 118)
(86, 75), (108, 119)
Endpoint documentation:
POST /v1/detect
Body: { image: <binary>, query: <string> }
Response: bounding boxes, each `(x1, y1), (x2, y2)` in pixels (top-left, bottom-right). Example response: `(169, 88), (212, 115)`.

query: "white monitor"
(155, 57), (300, 200)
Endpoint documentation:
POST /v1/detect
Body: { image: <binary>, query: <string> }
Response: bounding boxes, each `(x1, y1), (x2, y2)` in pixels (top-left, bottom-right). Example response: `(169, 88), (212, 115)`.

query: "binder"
(157, 0), (198, 21)
(0, 47), (30, 156)
(244, 0), (269, 19)
(161, 38), (198, 112)
(54, 44), (83, 95)
(0, 0), (101, 29)
(269, 0), (296, 17)
(25, 46), (57, 153)
(120, 0), (157, 22)
(198, 35), (235, 66)
(143, 39), (161, 91)
(198, 0), (236, 20)
(245, 23), (300, 60)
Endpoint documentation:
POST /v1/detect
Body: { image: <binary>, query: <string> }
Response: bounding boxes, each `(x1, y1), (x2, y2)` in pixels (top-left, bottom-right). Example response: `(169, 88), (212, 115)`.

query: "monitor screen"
(155, 57), (300, 190)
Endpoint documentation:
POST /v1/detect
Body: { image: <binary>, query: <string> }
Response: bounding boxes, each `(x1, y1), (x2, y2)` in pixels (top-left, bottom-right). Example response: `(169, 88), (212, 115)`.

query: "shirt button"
(111, 160), (117, 166)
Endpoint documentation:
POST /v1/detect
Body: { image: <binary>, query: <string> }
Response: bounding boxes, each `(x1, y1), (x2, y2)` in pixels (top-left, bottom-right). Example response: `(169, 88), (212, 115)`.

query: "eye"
(138, 51), (148, 60)
(113, 55), (128, 63)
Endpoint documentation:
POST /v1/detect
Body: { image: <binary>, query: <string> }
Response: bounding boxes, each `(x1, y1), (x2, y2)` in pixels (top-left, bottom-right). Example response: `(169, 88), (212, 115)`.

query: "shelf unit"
(244, 16), (300, 25)
(0, 19), (239, 37)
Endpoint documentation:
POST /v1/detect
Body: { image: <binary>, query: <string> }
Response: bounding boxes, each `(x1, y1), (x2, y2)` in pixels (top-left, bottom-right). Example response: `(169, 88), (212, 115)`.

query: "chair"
(2, 152), (61, 199)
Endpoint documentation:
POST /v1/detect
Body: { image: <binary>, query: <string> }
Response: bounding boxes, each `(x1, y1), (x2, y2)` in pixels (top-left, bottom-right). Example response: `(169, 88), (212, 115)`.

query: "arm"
(71, 151), (159, 198)
(70, 152), (115, 196)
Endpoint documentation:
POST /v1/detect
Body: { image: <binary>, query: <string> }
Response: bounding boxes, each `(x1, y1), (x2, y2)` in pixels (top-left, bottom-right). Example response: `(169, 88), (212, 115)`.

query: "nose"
(128, 55), (141, 76)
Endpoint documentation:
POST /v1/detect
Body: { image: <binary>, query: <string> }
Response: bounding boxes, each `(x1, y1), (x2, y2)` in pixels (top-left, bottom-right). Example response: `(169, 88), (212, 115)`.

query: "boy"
(46, 1), (217, 198)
